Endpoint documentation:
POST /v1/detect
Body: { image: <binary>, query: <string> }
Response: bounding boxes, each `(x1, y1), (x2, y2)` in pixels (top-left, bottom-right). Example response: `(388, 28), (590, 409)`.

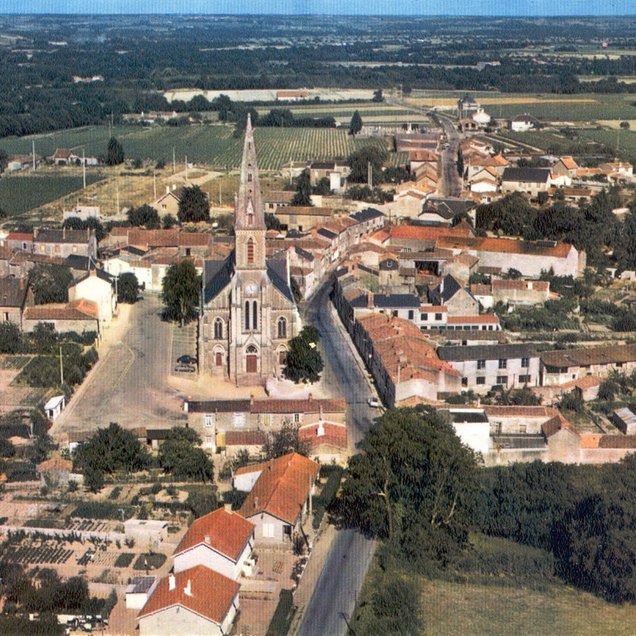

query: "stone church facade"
(200, 116), (300, 386)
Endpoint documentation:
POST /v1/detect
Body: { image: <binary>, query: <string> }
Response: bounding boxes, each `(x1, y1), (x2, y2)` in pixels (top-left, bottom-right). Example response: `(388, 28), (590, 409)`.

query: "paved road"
(296, 281), (377, 636)
(433, 112), (463, 197)
(53, 294), (186, 435)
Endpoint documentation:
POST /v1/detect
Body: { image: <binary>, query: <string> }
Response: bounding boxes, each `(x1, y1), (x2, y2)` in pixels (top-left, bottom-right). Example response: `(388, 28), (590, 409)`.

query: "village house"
(68, 270), (116, 322)
(263, 190), (295, 213)
(151, 186), (186, 217)
(298, 420), (348, 463)
(435, 235), (585, 278)
(471, 279), (552, 310)
(51, 148), (73, 165)
(274, 206), (334, 232)
(308, 161), (351, 192)
(32, 228), (97, 260)
(428, 274), (480, 316)
(184, 397), (346, 450)
(138, 566), (240, 636)
(0, 275), (32, 327)
(457, 95), (480, 118)
(351, 313), (461, 406)
(437, 343), (539, 393)
(501, 167), (553, 196)
(234, 452), (320, 544)
(508, 114), (541, 132)
(540, 344), (636, 386)
(173, 507), (255, 580)
(22, 299), (100, 334)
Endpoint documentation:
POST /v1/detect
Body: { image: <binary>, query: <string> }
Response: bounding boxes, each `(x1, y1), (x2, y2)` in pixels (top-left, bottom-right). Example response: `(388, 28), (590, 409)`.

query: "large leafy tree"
(161, 260), (200, 326)
(159, 427), (214, 482)
(347, 144), (387, 183)
(117, 272), (139, 304)
(282, 325), (324, 384)
(29, 264), (73, 304)
(73, 422), (149, 489)
(106, 136), (124, 166)
(177, 185), (210, 223)
(291, 169), (313, 206)
(128, 204), (160, 228)
(263, 420), (311, 459)
(337, 406), (478, 566)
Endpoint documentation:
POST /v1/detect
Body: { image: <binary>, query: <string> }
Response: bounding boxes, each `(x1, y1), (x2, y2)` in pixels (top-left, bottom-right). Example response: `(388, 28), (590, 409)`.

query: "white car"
(367, 397), (382, 408)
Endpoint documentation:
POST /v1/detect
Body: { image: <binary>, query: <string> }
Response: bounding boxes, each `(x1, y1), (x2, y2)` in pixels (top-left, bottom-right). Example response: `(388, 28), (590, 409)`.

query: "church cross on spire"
(235, 114), (265, 230)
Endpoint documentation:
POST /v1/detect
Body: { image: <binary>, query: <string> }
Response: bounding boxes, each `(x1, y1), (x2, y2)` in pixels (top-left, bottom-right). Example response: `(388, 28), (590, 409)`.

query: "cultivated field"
(0, 174), (104, 216)
(0, 125), (405, 171)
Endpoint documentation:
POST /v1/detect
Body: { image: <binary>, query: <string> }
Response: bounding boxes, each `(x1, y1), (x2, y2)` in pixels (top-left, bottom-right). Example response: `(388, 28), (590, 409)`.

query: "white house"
(173, 507), (255, 580)
(44, 395), (65, 421)
(235, 453), (319, 544)
(445, 408), (491, 455)
(472, 108), (491, 127)
(68, 270), (116, 322)
(138, 566), (240, 636)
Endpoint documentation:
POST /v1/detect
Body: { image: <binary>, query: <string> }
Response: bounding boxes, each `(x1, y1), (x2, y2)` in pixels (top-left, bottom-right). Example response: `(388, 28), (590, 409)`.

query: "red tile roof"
(225, 431), (267, 446)
(24, 299), (99, 321)
(436, 235), (573, 258)
(542, 413), (579, 438)
(138, 565), (239, 625)
(483, 406), (558, 418)
(37, 458), (73, 473)
(174, 508), (254, 562)
(250, 398), (346, 415)
(447, 314), (500, 325)
(238, 453), (319, 525)
(298, 421), (348, 450)
(7, 232), (33, 241)
(387, 224), (473, 242)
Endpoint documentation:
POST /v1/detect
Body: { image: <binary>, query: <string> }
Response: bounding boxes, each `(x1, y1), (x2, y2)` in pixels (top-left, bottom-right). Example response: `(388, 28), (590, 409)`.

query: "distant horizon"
(1, 0), (634, 17)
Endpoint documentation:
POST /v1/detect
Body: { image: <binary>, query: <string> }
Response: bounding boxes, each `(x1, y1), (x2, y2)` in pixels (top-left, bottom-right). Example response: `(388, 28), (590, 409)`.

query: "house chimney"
(172, 184), (177, 191)
(204, 534), (211, 544)
(166, 186), (170, 195)
(367, 291), (374, 308)
(254, 496), (259, 509)
(224, 503), (232, 513)
(184, 579), (192, 597)
(168, 574), (176, 591)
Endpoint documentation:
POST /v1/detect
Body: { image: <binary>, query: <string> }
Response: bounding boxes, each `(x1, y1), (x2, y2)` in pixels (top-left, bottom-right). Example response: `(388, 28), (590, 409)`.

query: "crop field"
(0, 125), (405, 170)
(0, 174), (104, 216)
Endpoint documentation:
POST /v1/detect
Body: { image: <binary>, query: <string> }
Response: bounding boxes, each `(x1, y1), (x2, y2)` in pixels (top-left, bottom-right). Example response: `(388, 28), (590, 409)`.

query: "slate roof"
(445, 409), (489, 423)
(70, 269), (113, 287)
(502, 167), (551, 184)
(350, 293), (420, 309)
(437, 343), (537, 362)
(350, 208), (384, 223)
(267, 257), (294, 303)
(428, 274), (464, 305)
(35, 228), (92, 244)
(202, 257), (234, 303)
(541, 344), (636, 369)
(317, 227), (338, 240)
(187, 399), (252, 413)
(64, 255), (95, 271)
(126, 576), (156, 595)
(0, 276), (29, 308)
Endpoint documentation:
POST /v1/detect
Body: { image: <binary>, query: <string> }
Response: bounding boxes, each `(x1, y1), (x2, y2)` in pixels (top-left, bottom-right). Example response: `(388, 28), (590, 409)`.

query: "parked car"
(367, 397), (382, 408)
(174, 364), (196, 373)
(177, 355), (197, 365)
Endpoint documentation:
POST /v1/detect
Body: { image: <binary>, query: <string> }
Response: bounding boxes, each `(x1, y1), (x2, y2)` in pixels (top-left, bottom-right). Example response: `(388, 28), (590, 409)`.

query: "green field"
(0, 174), (104, 216)
(353, 535), (636, 636)
(0, 124), (406, 171)
(499, 127), (636, 162)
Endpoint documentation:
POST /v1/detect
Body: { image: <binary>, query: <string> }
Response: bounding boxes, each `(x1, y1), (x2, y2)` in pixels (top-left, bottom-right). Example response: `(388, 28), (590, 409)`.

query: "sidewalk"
(289, 522), (338, 634)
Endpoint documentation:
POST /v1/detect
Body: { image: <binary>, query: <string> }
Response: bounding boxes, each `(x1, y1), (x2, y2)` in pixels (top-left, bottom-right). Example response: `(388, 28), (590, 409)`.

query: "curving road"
(296, 281), (377, 636)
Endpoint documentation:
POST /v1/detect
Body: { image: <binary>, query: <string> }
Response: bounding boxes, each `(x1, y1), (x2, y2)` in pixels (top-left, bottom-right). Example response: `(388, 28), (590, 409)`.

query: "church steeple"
(235, 114), (265, 231)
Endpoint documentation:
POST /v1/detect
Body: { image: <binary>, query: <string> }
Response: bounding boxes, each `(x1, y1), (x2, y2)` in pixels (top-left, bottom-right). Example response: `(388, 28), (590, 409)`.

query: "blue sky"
(1, 0), (635, 16)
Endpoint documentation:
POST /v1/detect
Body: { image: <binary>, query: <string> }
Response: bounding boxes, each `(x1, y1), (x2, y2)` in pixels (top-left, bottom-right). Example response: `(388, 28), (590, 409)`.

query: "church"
(200, 116), (301, 386)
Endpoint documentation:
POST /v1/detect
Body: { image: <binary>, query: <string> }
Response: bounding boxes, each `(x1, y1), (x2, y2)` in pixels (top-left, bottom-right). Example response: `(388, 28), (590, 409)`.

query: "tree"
(336, 405), (478, 566)
(106, 137), (124, 166)
(84, 465), (104, 493)
(620, 121), (631, 130)
(0, 322), (22, 354)
(263, 420), (311, 459)
(117, 272), (139, 304)
(456, 147), (464, 177)
(73, 422), (149, 477)
(291, 169), (313, 206)
(177, 185), (209, 223)
(0, 148), (8, 173)
(158, 427), (214, 482)
(127, 204), (160, 228)
(29, 264), (73, 304)
(283, 326), (324, 384)
(162, 213), (177, 229)
(372, 89), (384, 103)
(161, 260), (200, 326)
(187, 489), (219, 518)
(347, 145), (387, 183)
(349, 110), (363, 136)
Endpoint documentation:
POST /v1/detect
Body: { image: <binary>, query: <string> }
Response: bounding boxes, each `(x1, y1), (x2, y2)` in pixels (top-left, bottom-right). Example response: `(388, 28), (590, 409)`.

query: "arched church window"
(252, 300), (258, 330)
(244, 301), (250, 331)
(214, 318), (223, 339)
(247, 238), (255, 264)
(277, 316), (287, 339)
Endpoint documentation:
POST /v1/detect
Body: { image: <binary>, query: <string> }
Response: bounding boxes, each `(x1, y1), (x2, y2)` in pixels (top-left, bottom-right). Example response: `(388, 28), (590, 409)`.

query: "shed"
(44, 395), (66, 421)
(126, 576), (158, 610)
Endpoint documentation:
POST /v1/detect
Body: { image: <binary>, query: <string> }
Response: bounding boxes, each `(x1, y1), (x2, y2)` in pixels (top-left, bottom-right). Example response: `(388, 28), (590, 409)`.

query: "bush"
(132, 553), (167, 571)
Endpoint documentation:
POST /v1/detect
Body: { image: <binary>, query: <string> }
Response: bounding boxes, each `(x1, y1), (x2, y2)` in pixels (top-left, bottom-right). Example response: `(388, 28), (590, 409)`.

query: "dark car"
(177, 355), (197, 365)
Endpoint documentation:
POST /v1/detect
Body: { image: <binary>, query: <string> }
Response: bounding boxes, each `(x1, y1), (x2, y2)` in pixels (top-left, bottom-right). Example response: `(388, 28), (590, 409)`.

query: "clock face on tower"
(245, 283), (258, 296)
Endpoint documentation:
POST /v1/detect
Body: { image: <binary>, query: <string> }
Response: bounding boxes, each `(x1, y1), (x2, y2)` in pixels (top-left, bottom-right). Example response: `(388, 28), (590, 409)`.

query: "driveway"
(52, 294), (186, 436)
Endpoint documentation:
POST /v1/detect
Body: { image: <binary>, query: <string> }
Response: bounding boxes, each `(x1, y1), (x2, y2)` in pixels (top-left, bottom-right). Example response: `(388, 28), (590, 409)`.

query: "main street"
(296, 281), (378, 636)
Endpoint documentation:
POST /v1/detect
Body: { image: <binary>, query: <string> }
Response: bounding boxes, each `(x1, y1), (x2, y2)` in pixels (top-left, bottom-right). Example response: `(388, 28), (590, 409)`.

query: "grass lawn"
(0, 124), (406, 171)
(0, 174), (104, 216)
(353, 534), (636, 636)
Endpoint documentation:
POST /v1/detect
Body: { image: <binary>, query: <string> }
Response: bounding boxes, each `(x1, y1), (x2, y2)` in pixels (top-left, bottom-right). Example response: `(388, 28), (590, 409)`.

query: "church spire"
(235, 114), (265, 230)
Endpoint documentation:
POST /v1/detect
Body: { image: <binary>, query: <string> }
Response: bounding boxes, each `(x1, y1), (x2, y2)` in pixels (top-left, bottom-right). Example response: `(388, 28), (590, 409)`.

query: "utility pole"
(82, 148), (86, 189)
(116, 181), (120, 216)
(32, 140), (36, 171)
(185, 155), (188, 182)
(59, 345), (64, 385)
(153, 170), (157, 200)
(172, 146), (176, 174)
(367, 161), (373, 188)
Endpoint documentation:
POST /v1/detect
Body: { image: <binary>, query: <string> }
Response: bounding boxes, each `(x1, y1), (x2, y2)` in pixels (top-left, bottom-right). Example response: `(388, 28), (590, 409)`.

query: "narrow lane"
(297, 281), (377, 636)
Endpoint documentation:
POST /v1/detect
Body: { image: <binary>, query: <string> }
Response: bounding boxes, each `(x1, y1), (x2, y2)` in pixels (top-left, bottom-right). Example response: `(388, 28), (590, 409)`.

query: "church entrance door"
(246, 345), (258, 373)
